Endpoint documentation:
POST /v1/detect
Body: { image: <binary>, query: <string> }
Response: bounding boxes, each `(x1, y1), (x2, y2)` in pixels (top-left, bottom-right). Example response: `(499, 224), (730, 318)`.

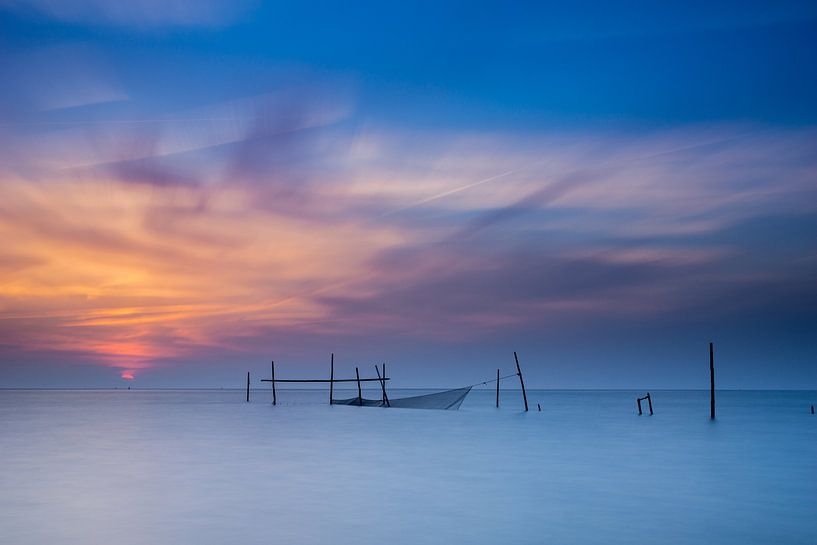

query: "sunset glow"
(1, 1), (816, 388)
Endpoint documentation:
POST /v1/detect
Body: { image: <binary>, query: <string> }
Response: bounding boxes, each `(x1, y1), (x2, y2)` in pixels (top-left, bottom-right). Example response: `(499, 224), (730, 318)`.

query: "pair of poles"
(330, 355), (389, 407)
(494, 351), (529, 411)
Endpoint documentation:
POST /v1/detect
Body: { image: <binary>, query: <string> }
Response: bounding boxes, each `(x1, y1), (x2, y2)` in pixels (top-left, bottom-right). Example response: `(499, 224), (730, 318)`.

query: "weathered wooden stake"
(496, 368), (500, 408)
(329, 353), (334, 405)
(271, 361), (276, 406)
(375, 364), (390, 407)
(637, 397), (643, 415)
(537, 403), (541, 411)
(514, 351), (529, 412)
(246, 371), (250, 402)
(646, 392), (653, 415)
(355, 366), (362, 406)
(710, 342), (716, 420)
(811, 405), (814, 415)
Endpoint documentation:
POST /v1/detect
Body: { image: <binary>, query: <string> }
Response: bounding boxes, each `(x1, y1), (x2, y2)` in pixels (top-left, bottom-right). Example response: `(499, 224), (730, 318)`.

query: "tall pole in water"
(271, 361), (276, 406)
(514, 351), (529, 412)
(329, 353), (334, 405)
(496, 368), (500, 408)
(246, 371), (250, 402)
(355, 367), (363, 406)
(710, 342), (716, 420)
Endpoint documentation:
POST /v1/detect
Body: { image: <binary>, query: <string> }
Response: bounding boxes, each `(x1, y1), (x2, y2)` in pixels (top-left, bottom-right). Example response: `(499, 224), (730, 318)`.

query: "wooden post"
(637, 394), (653, 415)
(329, 353), (334, 405)
(811, 405), (814, 415)
(383, 363), (390, 407)
(355, 366), (362, 406)
(246, 371), (250, 402)
(710, 342), (716, 420)
(375, 365), (384, 403)
(375, 364), (390, 407)
(537, 403), (541, 411)
(271, 361), (276, 406)
(496, 368), (500, 408)
(514, 351), (528, 412)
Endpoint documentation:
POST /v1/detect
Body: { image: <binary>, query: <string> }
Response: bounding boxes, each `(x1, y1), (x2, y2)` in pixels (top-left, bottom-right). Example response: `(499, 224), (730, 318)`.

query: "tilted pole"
(355, 366), (362, 406)
(246, 371), (250, 402)
(710, 342), (716, 420)
(271, 361), (276, 406)
(329, 353), (334, 405)
(514, 351), (528, 412)
(496, 368), (500, 408)
(375, 364), (390, 407)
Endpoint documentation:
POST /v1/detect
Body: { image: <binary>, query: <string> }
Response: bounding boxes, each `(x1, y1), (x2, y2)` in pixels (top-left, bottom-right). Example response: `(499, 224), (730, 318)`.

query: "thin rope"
(468, 373), (518, 388)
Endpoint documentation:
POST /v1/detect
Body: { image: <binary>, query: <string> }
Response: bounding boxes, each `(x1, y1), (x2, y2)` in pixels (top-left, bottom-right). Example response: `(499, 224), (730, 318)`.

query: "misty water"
(1, 389), (815, 545)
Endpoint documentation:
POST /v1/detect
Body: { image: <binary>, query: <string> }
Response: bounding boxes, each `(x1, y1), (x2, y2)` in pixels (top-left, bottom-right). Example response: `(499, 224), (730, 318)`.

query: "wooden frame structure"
(255, 352), (529, 411)
(637, 392), (653, 415)
(260, 355), (389, 406)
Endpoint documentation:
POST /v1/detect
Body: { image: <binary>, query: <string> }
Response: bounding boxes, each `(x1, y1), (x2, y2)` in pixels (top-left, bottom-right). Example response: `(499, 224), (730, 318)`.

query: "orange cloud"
(1, 123), (815, 376)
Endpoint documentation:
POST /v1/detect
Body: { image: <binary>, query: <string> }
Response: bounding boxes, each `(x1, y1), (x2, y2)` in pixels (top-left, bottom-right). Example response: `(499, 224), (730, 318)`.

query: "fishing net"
(332, 386), (472, 410)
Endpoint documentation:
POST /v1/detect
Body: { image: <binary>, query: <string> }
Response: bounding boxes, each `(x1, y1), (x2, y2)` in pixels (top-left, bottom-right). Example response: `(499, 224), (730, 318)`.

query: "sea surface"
(1, 389), (815, 545)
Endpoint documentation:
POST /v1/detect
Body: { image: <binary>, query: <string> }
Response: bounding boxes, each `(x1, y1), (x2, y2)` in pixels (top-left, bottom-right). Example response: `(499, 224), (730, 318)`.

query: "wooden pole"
(329, 353), (334, 405)
(496, 368), (500, 408)
(355, 366), (362, 406)
(637, 397), (642, 415)
(271, 361), (276, 406)
(811, 405), (814, 415)
(375, 365), (383, 403)
(537, 403), (541, 411)
(246, 371), (250, 402)
(383, 363), (390, 407)
(647, 392), (653, 415)
(709, 342), (716, 420)
(375, 364), (390, 407)
(514, 351), (528, 412)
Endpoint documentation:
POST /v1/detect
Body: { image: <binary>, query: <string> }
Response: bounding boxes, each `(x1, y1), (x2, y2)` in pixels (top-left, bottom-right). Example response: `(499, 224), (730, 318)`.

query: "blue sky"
(0, 1), (815, 388)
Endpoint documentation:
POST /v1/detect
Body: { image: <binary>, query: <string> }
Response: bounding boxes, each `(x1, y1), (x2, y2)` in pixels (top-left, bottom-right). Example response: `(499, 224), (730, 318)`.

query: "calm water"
(1, 389), (815, 545)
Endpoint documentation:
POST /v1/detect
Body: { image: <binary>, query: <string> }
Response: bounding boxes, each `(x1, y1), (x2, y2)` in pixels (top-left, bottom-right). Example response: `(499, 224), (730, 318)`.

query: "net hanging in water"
(331, 386), (473, 411)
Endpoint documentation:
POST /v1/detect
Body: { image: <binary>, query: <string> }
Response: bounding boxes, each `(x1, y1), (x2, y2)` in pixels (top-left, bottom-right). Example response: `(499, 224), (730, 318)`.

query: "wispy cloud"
(0, 44), (128, 116)
(1, 111), (815, 378)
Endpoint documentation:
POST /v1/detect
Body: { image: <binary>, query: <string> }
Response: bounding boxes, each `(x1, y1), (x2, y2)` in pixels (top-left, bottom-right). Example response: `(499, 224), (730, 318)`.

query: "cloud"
(0, 119), (815, 377)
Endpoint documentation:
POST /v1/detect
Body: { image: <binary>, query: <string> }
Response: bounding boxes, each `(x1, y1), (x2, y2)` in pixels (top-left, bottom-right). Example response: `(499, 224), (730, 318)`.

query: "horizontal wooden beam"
(259, 378), (389, 383)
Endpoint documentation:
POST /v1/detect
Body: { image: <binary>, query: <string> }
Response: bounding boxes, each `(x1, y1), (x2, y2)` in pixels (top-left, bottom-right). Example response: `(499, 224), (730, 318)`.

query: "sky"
(1, 1), (816, 389)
